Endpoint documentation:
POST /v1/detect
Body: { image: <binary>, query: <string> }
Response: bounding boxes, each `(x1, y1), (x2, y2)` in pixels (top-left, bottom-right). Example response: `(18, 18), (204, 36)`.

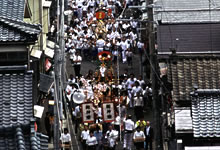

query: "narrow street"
(65, 51), (154, 150)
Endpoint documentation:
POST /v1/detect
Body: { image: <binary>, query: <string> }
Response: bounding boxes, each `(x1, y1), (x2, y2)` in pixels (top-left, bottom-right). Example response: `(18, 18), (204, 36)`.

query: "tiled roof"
(0, 124), (48, 150)
(168, 57), (220, 102)
(191, 89), (220, 138)
(0, 16), (41, 42)
(0, 72), (33, 126)
(154, 0), (220, 23)
(0, 0), (25, 20)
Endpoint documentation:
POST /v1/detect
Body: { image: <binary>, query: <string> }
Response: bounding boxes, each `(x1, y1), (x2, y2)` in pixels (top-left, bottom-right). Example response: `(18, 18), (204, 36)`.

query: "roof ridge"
(0, 16), (41, 35)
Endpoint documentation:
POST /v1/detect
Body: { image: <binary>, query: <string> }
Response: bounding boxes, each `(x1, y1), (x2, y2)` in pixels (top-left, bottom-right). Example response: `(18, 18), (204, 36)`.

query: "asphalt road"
(65, 51), (143, 79)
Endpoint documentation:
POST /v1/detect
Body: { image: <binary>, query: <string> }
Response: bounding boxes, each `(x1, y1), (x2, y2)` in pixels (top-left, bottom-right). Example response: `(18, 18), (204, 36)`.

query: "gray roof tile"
(0, 0), (25, 20)
(191, 89), (220, 138)
(168, 57), (220, 102)
(0, 73), (33, 126)
(0, 124), (48, 150)
(0, 16), (41, 42)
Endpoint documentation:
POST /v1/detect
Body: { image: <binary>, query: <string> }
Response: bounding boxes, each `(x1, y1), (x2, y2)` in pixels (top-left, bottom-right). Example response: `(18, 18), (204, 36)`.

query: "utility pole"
(54, 0), (61, 149)
(59, 0), (65, 121)
(147, 0), (162, 149)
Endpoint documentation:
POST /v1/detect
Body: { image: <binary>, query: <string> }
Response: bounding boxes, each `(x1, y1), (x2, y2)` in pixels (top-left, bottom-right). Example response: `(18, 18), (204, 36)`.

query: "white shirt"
(134, 96), (144, 107)
(114, 115), (121, 125)
(86, 136), (97, 146)
(133, 131), (145, 140)
(66, 84), (73, 94)
(120, 41), (128, 51)
(130, 21), (138, 28)
(126, 78), (137, 90)
(122, 23), (130, 30)
(75, 105), (81, 118)
(60, 133), (71, 143)
(146, 126), (150, 136)
(106, 130), (118, 147)
(76, 0), (84, 7)
(81, 130), (90, 140)
(137, 79), (145, 87)
(132, 86), (143, 96)
(100, 66), (106, 77)
(111, 31), (120, 39)
(126, 51), (132, 57)
(124, 119), (135, 131)
(96, 39), (105, 48)
(137, 41), (144, 49)
(98, 107), (102, 118)
(73, 55), (82, 65)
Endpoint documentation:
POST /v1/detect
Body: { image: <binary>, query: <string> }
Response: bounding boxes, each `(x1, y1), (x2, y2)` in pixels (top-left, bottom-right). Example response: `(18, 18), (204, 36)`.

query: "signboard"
(39, 73), (54, 93)
(96, 11), (106, 20)
(45, 58), (52, 71)
(82, 103), (95, 123)
(34, 105), (44, 118)
(102, 102), (115, 122)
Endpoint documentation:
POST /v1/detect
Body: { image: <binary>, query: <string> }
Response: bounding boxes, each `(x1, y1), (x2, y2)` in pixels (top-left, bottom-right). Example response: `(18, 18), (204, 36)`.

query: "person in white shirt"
(126, 74), (137, 108)
(132, 81), (144, 120)
(122, 21), (130, 31)
(137, 40), (144, 55)
(120, 38), (129, 63)
(81, 125), (90, 150)
(72, 51), (82, 77)
(82, 2), (88, 17)
(130, 20), (138, 29)
(133, 126), (145, 150)
(106, 124), (119, 150)
(123, 115), (134, 150)
(137, 75), (145, 88)
(96, 35), (106, 53)
(60, 128), (71, 150)
(86, 131), (97, 150)
(74, 105), (82, 134)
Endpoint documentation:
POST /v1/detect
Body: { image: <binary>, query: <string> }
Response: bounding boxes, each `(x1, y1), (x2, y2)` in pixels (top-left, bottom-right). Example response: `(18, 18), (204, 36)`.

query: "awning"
(45, 40), (59, 58)
(45, 47), (54, 58)
(43, 1), (52, 8)
(47, 40), (57, 49)
(30, 49), (42, 59)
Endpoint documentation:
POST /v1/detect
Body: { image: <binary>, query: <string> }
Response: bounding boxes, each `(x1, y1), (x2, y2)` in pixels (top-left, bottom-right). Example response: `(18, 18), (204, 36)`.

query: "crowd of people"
(61, 0), (153, 150)
(65, 0), (145, 66)
(64, 69), (153, 150)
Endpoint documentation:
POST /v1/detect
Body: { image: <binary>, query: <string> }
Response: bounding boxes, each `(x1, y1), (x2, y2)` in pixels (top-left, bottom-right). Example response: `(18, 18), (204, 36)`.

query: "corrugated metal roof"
(0, 0), (25, 20)
(154, 0), (220, 23)
(157, 24), (220, 54)
(191, 89), (220, 138)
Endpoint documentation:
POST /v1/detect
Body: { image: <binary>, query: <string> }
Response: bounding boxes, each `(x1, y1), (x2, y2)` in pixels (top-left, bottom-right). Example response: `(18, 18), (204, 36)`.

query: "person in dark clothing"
(45, 112), (51, 142)
(144, 121), (154, 150)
